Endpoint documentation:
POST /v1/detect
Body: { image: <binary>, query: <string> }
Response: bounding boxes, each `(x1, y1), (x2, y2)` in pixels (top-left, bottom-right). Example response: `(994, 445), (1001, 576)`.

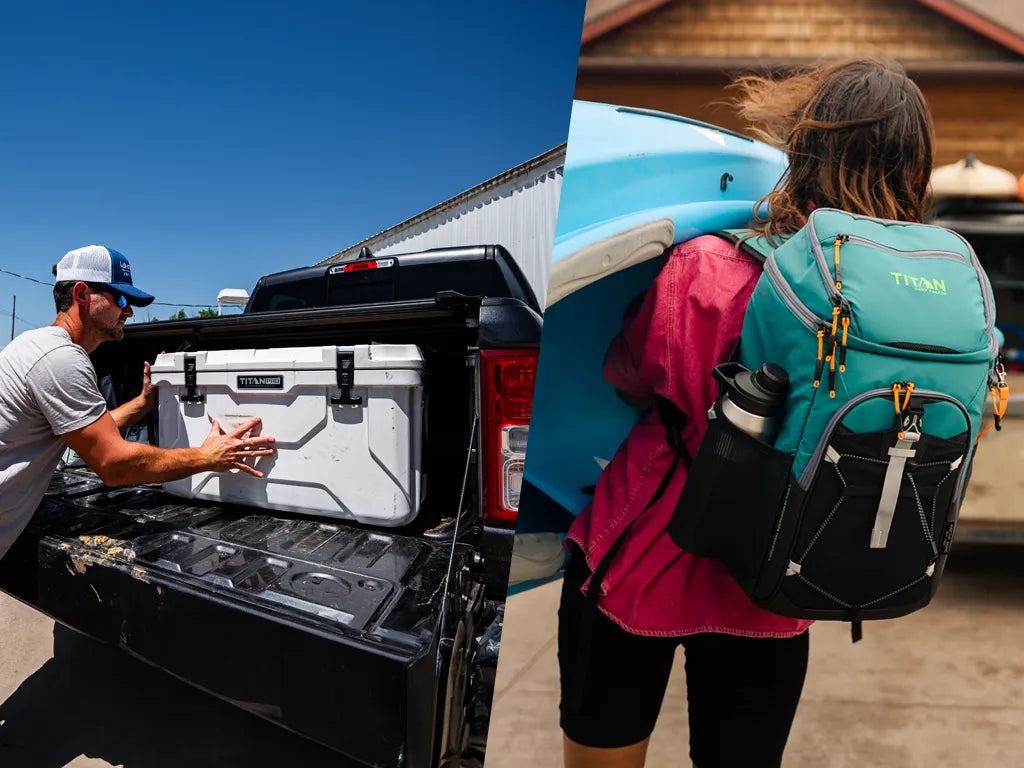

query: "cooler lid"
(151, 344), (423, 373)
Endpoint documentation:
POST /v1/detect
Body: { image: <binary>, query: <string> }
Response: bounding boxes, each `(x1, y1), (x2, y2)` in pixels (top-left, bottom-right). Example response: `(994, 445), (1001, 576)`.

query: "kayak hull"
(519, 101), (787, 533)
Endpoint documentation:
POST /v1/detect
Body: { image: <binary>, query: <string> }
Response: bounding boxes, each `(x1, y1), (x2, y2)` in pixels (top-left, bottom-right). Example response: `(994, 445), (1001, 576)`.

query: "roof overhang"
(582, 0), (1024, 58)
(577, 56), (1024, 80)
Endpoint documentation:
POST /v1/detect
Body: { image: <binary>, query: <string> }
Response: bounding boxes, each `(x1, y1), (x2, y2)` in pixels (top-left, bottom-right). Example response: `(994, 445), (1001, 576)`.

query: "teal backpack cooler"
(668, 208), (1002, 630)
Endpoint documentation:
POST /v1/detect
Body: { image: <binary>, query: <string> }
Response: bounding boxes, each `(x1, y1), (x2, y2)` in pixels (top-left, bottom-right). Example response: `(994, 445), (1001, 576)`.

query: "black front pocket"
(776, 426), (968, 619)
(668, 408), (794, 596)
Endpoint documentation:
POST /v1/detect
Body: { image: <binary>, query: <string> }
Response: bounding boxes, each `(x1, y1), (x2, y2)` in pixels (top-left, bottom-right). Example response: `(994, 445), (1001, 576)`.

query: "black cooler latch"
(330, 350), (363, 407)
(182, 354), (205, 404)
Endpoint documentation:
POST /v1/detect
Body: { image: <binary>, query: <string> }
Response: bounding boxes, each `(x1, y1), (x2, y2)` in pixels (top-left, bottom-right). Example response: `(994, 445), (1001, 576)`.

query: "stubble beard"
(94, 315), (125, 343)
(107, 315), (127, 342)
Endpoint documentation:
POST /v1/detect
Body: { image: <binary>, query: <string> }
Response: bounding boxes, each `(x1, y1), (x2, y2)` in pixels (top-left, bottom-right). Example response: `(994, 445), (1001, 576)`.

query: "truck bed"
(0, 470), (474, 768)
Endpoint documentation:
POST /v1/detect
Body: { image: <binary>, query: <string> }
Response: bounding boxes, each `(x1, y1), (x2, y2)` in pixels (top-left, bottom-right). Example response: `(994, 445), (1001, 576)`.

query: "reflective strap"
(785, 560), (802, 576)
(870, 432), (920, 549)
(888, 447), (917, 459)
(825, 445), (841, 464)
(951, 455), (963, 471)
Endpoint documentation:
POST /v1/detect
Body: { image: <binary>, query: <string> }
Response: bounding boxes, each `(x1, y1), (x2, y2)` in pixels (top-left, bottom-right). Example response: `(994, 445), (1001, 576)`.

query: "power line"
(0, 266), (220, 308)
(0, 307), (38, 327)
(0, 304), (41, 327)
(0, 267), (53, 287)
(150, 303), (219, 308)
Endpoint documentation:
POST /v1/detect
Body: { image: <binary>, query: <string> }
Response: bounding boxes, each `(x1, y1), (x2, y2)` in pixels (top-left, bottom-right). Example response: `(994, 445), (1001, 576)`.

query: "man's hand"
(141, 361), (158, 410)
(110, 359), (160, 430)
(199, 417), (277, 477)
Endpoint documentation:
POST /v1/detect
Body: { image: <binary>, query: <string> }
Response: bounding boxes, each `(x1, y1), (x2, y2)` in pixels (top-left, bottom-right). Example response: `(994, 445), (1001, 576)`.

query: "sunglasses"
(86, 283), (129, 310)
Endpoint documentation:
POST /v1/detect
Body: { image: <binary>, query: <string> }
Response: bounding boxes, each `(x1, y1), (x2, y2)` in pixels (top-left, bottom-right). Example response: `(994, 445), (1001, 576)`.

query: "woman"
(558, 59), (935, 768)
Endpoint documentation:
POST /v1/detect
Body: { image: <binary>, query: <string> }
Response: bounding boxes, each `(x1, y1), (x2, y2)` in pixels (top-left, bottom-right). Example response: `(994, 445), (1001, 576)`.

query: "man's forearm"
(103, 442), (214, 486)
(109, 394), (154, 432)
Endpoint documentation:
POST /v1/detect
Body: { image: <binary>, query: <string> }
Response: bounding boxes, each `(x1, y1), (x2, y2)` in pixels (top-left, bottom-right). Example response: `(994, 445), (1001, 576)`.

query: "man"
(0, 244), (275, 561)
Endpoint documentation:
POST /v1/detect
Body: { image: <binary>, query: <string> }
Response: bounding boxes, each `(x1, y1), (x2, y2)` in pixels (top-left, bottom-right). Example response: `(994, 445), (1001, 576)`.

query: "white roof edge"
(217, 288), (251, 301)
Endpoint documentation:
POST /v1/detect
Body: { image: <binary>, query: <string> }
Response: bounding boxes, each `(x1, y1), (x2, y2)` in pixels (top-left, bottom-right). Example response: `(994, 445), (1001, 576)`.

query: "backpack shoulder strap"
(712, 228), (776, 265)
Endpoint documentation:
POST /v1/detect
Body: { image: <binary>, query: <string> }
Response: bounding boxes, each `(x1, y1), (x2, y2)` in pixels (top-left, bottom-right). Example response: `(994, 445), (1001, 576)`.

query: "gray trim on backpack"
(764, 254), (820, 332)
(798, 388), (973, 491)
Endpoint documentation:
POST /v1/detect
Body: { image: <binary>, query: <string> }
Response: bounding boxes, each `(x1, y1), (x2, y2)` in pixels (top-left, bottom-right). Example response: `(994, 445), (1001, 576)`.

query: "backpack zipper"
(827, 235), (969, 263)
(884, 341), (959, 354)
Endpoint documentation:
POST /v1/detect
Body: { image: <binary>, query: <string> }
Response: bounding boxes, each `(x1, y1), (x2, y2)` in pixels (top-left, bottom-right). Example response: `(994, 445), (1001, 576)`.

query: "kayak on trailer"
(517, 100), (788, 539)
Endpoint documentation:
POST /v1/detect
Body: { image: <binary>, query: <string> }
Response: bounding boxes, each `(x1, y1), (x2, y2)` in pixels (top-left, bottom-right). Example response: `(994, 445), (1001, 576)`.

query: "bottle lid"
(753, 363), (788, 396)
(726, 363), (789, 416)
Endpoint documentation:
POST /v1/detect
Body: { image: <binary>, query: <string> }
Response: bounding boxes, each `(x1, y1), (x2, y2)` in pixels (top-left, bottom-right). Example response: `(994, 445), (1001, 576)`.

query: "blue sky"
(0, 0), (584, 336)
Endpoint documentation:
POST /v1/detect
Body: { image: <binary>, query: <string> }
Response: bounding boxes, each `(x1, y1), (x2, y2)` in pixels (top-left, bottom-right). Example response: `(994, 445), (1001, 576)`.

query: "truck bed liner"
(0, 470), (472, 768)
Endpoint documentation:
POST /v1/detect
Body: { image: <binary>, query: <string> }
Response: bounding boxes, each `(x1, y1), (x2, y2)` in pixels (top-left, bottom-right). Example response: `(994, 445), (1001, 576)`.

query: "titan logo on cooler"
(237, 375), (284, 389)
(889, 271), (947, 296)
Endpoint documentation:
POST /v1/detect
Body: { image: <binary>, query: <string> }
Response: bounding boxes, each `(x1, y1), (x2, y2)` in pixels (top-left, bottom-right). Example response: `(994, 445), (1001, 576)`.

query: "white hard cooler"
(150, 344), (425, 526)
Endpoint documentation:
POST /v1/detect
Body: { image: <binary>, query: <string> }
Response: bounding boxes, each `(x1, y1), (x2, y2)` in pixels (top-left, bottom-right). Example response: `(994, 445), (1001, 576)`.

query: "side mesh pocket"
(668, 410), (794, 595)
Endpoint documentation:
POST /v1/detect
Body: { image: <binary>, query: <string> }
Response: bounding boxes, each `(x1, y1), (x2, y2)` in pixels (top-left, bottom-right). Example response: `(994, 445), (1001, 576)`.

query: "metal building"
(318, 145), (565, 306)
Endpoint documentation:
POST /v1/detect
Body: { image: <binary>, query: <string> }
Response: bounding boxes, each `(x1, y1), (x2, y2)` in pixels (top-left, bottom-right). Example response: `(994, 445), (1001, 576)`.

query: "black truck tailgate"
(0, 471), (473, 768)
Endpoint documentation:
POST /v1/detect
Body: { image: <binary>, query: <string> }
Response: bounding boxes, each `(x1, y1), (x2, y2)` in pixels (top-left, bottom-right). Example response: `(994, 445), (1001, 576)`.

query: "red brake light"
(480, 351), (537, 528)
(343, 261), (378, 272)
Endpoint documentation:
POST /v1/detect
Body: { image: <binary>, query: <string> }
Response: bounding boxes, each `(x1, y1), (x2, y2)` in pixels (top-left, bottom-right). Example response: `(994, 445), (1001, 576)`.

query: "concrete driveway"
(0, 593), (345, 767)
(486, 543), (1024, 768)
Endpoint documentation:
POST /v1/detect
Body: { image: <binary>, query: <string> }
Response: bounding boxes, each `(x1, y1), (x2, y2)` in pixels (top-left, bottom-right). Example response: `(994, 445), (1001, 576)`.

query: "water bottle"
(712, 362), (789, 443)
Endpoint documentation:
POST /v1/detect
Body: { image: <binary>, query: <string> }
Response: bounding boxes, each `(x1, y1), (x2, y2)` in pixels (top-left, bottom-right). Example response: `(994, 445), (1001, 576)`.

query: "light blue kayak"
(518, 101), (787, 535)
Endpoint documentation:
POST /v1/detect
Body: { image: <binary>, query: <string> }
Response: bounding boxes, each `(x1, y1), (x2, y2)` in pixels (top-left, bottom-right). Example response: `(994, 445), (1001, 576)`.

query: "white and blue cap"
(55, 245), (155, 307)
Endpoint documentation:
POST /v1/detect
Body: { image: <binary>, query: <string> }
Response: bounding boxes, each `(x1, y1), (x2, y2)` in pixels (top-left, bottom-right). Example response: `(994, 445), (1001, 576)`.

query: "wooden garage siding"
(574, 76), (1024, 175)
(584, 0), (1016, 61)
(927, 82), (1024, 172)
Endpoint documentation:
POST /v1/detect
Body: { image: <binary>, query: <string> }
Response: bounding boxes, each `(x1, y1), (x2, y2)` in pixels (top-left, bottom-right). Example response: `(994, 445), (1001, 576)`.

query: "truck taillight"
(480, 350), (537, 528)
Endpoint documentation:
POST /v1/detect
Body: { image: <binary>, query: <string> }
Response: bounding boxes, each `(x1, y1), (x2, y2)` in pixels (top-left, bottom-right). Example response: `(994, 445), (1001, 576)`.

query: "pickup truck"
(0, 244), (542, 768)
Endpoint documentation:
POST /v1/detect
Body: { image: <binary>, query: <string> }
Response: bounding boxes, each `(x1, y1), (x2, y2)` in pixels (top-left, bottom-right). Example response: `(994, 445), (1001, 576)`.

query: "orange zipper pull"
(828, 340), (837, 398)
(839, 316), (850, 372)
(901, 382), (915, 411)
(997, 381), (1010, 428)
(977, 387), (1002, 443)
(977, 360), (1010, 444)
(893, 383), (906, 438)
(813, 328), (825, 388)
(834, 236), (844, 291)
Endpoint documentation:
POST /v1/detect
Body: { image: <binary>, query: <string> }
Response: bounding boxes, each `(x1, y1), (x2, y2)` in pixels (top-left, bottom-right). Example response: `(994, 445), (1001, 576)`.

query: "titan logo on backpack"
(890, 271), (947, 295)
(667, 208), (1003, 637)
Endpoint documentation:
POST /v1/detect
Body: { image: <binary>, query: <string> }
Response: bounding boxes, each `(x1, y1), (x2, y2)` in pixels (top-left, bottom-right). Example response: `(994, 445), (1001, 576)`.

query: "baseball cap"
(55, 245), (155, 307)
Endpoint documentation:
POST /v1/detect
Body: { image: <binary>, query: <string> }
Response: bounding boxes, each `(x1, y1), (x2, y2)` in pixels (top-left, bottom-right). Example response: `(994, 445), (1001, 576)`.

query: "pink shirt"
(566, 235), (814, 638)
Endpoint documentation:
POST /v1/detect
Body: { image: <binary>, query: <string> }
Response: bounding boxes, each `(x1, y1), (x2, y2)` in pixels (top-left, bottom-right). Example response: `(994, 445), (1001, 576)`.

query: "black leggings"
(558, 551), (809, 767)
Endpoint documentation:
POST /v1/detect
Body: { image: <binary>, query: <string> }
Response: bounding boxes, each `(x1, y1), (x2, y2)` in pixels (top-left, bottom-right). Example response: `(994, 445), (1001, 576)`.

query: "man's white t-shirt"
(0, 326), (106, 560)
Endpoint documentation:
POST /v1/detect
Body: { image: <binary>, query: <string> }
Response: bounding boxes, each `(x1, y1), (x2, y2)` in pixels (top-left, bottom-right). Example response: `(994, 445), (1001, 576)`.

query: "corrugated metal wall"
(320, 147), (564, 307)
